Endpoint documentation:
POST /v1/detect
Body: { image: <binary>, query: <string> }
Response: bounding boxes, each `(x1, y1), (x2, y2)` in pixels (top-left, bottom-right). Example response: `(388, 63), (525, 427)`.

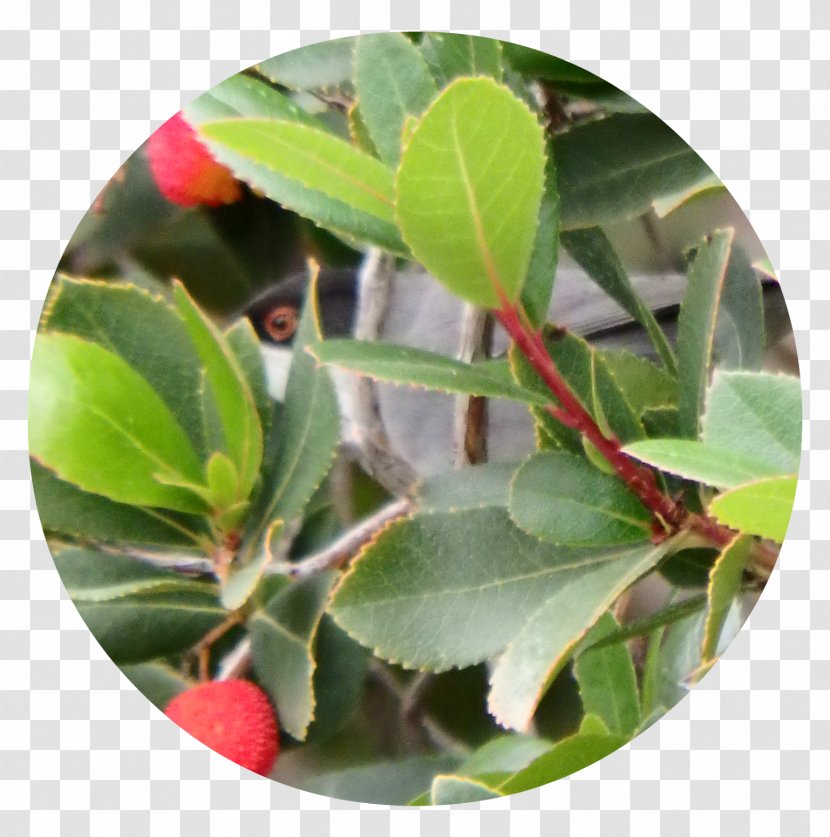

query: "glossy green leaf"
(701, 535), (752, 664)
(601, 350), (678, 416)
(305, 755), (460, 806)
(511, 329), (645, 450)
(225, 318), (273, 436)
(245, 271), (340, 550)
(710, 476), (797, 543)
(185, 72), (317, 126)
(41, 277), (211, 460)
(658, 548), (719, 588)
(561, 227), (677, 372)
(257, 38), (357, 91)
(420, 32), (503, 87)
(354, 33), (437, 166)
(702, 370), (802, 475)
(488, 540), (671, 731)
(310, 339), (550, 405)
(715, 244), (765, 371)
(521, 144), (560, 327)
(676, 229), (735, 438)
(250, 572), (338, 741)
(198, 119), (405, 254)
(509, 452), (651, 546)
(574, 614), (641, 737)
(457, 736), (552, 781)
(330, 508), (667, 676)
(583, 594), (710, 651)
(496, 716), (626, 793)
(304, 615), (370, 744)
(221, 521), (284, 612)
(395, 77), (546, 307)
(173, 284), (263, 499)
(431, 775), (502, 805)
(557, 114), (713, 229)
(416, 461), (516, 513)
(121, 662), (194, 712)
(623, 439), (784, 489)
(31, 460), (208, 549)
(55, 547), (206, 601)
(29, 333), (207, 513)
(54, 548), (225, 664)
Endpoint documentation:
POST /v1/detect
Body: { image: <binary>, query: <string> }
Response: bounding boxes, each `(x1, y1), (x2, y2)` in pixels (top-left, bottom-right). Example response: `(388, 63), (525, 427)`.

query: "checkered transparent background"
(1, 0), (826, 833)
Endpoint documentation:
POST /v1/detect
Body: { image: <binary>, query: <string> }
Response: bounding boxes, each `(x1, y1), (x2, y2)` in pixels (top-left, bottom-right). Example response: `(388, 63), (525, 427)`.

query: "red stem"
(496, 303), (734, 547)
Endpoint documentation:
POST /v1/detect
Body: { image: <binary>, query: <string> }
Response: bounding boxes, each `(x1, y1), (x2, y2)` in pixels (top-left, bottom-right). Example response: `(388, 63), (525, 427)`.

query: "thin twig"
(267, 497), (412, 578)
(216, 636), (252, 682)
(453, 304), (493, 467)
(350, 249), (418, 495)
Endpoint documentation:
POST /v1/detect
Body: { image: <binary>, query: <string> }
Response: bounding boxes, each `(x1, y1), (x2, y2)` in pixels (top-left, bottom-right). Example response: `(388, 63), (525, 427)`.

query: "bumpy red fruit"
(165, 680), (279, 775)
(146, 112), (242, 207)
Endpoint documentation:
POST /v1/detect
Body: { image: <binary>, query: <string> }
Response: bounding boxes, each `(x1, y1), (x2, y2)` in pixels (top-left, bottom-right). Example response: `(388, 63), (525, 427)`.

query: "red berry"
(146, 112), (242, 207)
(165, 680), (280, 775)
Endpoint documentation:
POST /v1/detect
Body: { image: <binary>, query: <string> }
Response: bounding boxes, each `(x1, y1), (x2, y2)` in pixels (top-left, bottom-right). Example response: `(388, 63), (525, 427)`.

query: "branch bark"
(350, 249), (418, 495)
(453, 304), (493, 467)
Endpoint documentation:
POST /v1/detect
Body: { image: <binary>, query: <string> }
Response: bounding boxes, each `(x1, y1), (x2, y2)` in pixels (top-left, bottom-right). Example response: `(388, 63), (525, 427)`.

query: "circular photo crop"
(29, 33), (801, 805)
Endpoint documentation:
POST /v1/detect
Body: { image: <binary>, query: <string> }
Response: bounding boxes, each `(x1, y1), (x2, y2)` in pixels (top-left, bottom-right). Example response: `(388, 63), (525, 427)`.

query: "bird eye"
(263, 305), (299, 343)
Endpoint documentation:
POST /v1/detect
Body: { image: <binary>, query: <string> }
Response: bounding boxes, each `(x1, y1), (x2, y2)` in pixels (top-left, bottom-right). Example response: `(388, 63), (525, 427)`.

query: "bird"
(242, 249), (792, 482)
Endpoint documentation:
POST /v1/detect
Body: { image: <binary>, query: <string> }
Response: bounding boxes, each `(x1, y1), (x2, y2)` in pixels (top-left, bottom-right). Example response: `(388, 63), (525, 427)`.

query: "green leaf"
(487, 540), (672, 731)
(225, 318), (273, 436)
(310, 339), (550, 405)
(354, 33), (437, 167)
(257, 38), (357, 91)
(185, 71), (317, 126)
(509, 452), (651, 546)
(701, 535), (752, 664)
(55, 546), (208, 601)
(221, 521), (284, 611)
(521, 144), (560, 327)
(583, 594), (710, 651)
(205, 452), (240, 511)
(557, 114), (713, 229)
(457, 735), (553, 778)
(420, 32), (503, 87)
(511, 329), (646, 450)
(574, 614), (641, 737)
(601, 350), (678, 416)
(347, 101), (378, 155)
(304, 755), (460, 806)
(31, 460), (208, 548)
(676, 229), (735, 438)
(431, 775), (502, 804)
(395, 77), (546, 307)
(54, 548), (225, 664)
(330, 508), (666, 676)
(249, 572), (337, 741)
(198, 118), (405, 254)
(623, 439), (784, 489)
(496, 715), (626, 793)
(709, 476), (797, 543)
(561, 227), (677, 373)
(714, 244), (765, 371)
(304, 615), (370, 744)
(658, 548), (719, 588)
(41, 277), (211, 461)
(702, 370), (802, 475)
(174, 286), (265, 501)
(29, 333), (207, 513)
(245, 271), (340, 548)
(416, 462), (516, 513)
(121, 662), (193, 712)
